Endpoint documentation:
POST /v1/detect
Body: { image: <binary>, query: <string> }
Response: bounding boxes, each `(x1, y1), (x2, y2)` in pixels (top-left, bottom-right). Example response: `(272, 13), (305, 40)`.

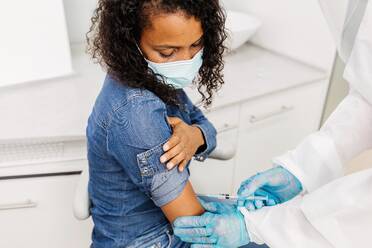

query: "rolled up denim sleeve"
(185, 95), (217, 162)
(108, 94), (189, 207)
(137, 142), (188, 206)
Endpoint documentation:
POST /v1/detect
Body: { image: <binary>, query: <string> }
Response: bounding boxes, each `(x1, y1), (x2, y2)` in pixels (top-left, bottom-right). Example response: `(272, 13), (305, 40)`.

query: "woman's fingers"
(178, 160), (188, 172)
(163, 135), (181, 152)
(167, 116), (183, 127)
(161, 142), (183, 165)
(166, 152), (186, 170)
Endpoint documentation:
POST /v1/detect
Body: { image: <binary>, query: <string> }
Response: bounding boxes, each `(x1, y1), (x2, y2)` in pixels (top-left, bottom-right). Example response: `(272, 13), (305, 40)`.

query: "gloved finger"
(266, 198), (277, 206)
(178, 236), (217, 244)
(254, 189), (280, 206)
(244, 201), (256, 211)
(199, 200), (231, 214)
(174, 215), (212, 228)
(174, 227), (213, 237)
(199, 199), (219, 213)
(191, 244), (215, 248)
(254, 200), (264, 209)
(237, 178), (254, 195)
(237, 199), (245, 207)
(237, 175), (266, 198)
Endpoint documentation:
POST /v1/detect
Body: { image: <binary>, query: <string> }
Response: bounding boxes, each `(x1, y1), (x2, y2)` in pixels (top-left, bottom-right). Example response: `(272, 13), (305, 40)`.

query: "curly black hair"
(87, 0), (227, 107)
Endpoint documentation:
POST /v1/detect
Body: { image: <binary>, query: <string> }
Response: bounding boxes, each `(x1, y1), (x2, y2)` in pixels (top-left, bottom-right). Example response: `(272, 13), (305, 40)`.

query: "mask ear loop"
(136, 43), (145, 56)
(136, 43), (173, 91)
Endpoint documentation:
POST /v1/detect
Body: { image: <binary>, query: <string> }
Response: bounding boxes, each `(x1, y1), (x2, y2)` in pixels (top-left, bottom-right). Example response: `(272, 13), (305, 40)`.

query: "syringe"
(199, 194), (268, 201)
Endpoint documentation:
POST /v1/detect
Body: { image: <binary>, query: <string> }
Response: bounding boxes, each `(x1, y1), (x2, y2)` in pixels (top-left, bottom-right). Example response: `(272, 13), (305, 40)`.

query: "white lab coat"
(241, 1), (372, 247)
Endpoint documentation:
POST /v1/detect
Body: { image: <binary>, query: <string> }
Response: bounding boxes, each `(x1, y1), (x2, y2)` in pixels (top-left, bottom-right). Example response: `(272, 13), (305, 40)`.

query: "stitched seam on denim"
(136, 140), (168, 178)
(106, 91), (167, 132)
(105, 92), (144, 129)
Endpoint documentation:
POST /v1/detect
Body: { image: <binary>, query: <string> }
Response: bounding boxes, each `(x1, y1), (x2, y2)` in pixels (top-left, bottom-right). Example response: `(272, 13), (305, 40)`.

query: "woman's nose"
(177, 49), (196, 60)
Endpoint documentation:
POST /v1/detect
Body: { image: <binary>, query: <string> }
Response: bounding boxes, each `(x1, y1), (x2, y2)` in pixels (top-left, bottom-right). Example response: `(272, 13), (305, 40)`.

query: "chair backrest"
(73, 167), (91, 220)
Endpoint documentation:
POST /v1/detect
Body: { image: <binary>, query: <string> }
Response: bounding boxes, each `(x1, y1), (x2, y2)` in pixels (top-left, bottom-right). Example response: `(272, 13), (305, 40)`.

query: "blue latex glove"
(173, 200), (250, 248)
(237, 166), (303, 211)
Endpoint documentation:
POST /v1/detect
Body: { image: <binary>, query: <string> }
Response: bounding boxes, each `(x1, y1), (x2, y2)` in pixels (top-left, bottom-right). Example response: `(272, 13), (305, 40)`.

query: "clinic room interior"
(1, 0), (371, 247)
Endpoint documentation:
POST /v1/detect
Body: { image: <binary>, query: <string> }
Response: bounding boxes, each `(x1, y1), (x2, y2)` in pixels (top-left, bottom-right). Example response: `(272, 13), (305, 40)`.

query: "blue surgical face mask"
(143, 49), (204, 89)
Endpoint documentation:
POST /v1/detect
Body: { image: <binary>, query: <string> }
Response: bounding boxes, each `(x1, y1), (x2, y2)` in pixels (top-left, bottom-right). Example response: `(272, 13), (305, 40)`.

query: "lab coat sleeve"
(274, 0), (372, 192)
(273, 90), (372, 192)
(242, 168), (372, 248)
(240, 197), (334, 248)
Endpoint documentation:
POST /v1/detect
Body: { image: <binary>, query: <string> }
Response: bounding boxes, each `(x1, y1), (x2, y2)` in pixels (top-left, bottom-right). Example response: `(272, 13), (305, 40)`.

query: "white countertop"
(185, 43), (329, 110)
(0, 43), (328, 140)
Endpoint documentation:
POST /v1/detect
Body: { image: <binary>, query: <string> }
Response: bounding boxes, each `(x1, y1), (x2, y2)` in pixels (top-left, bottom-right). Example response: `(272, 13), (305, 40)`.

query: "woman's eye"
(159, 51), (174, 58)
(192, 40), (203, 48)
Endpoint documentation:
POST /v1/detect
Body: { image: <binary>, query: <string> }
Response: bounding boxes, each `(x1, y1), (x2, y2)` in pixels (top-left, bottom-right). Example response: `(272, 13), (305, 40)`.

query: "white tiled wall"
(222, 0), (336, 71)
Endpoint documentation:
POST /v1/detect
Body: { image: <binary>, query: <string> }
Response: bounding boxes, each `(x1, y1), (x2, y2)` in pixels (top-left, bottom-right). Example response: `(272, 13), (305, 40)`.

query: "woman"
(86, 0), (227, 247)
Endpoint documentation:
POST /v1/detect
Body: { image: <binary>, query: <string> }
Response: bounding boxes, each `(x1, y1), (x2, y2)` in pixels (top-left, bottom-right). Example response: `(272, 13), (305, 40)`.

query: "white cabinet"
(232, 81), (327, 191)
(190, 80), (327, 195)
(0, 174), (92, 248)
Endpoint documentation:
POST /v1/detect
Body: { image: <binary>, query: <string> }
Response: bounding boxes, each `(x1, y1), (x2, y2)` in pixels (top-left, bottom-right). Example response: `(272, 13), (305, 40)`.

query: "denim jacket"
(87, 75), (216, 247)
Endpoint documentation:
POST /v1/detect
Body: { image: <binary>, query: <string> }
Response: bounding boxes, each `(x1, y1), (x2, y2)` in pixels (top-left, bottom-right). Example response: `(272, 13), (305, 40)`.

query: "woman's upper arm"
(183, 91), (217, 161)
(107, 95), (203, 222)
(161, 181), (204, 223)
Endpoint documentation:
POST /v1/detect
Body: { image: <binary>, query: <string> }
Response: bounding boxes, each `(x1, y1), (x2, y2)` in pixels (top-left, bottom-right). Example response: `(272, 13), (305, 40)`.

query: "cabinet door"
(0, 175), (92, 248)
(233, 81), (327, 191)
(190, 105), (240, 195)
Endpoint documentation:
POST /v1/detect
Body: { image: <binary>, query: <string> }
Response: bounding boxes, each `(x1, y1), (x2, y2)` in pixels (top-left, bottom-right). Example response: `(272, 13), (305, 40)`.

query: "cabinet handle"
(249, 106), (294, 124)
(216, 124), (239, 134)
(0, 199), (38, 211)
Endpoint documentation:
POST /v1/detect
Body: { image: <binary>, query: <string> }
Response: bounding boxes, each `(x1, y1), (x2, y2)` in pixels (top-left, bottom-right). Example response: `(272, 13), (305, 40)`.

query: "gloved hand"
(173, 200), (250, 248)
(238, 166), (303, 211)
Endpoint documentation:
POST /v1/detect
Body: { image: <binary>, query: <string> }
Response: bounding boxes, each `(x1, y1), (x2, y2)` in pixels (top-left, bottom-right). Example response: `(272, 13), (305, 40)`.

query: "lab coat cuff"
(273, 153), (308, 194)
(239, 207), (265, 245)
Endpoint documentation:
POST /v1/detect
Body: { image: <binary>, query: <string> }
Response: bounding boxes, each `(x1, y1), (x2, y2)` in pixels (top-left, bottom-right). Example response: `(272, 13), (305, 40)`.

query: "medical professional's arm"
(240, 0), (372, 205)
(174, 198), (333, 247)
(274, 90), (372, 192)
(281, 0), (372, 193)
(240, 197), (334, 248)
(238, 90), (372, 209)
(107, 95), (204, 223)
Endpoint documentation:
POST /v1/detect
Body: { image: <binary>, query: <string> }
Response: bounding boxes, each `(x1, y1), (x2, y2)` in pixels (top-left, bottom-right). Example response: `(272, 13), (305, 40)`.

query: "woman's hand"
(161, 117), (205, 171)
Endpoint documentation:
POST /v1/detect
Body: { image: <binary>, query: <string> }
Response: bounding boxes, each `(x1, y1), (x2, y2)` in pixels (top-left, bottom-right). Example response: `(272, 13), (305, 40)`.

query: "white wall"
(63, 0), (98, 44)
(0, 0), (72, 87)
(222, 0), (336, 71)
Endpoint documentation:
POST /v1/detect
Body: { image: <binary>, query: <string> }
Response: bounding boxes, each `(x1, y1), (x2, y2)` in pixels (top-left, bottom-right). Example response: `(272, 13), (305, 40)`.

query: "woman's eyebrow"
(154, 35), (204, 49)
(192, 36), (203, 45)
